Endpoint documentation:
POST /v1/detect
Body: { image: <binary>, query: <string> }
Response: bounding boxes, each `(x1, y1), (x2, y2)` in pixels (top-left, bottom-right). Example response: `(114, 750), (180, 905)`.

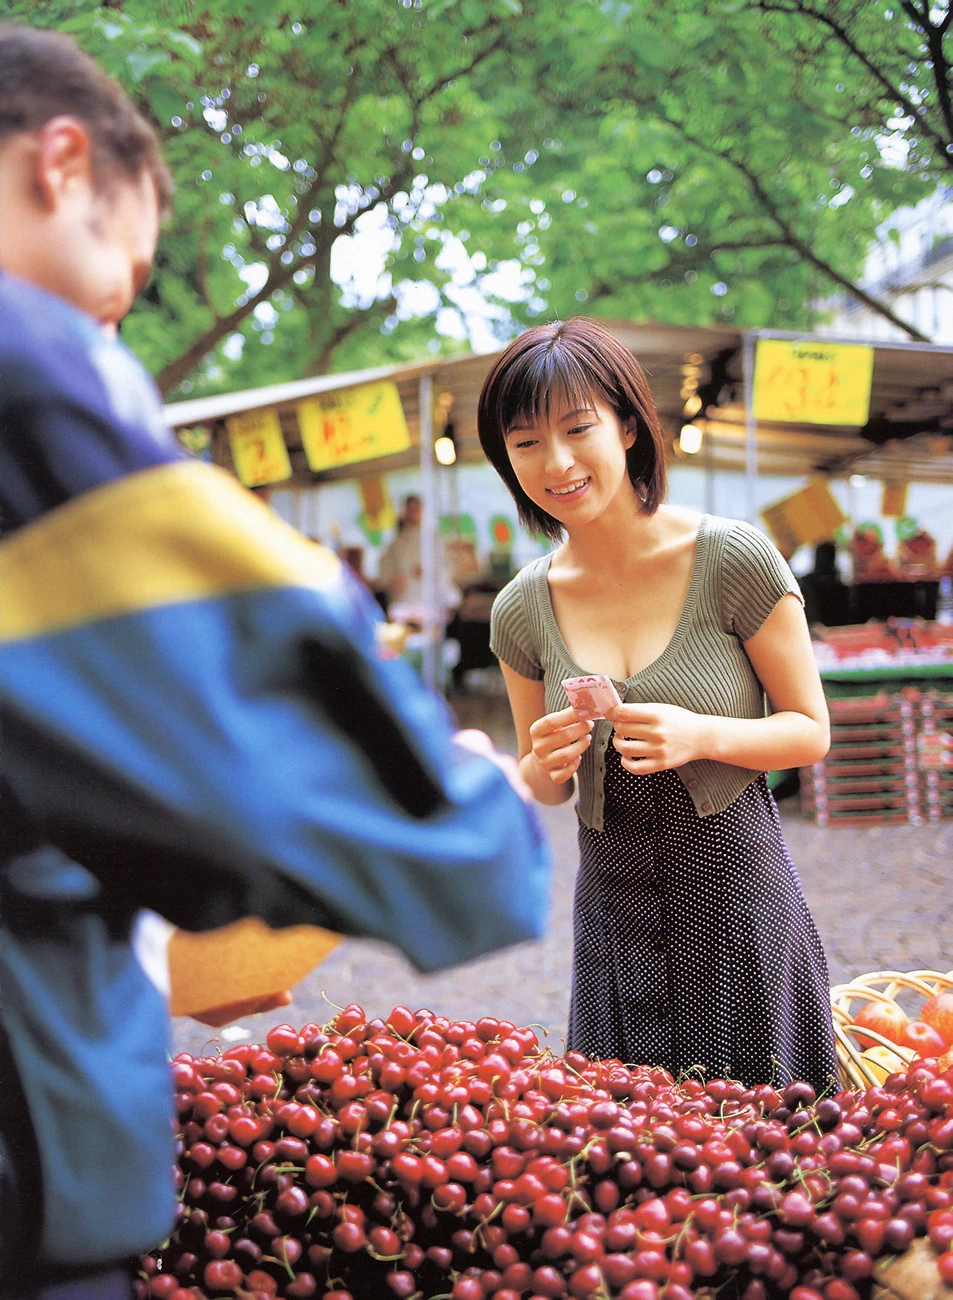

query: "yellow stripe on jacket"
(0, 461), (342, 644)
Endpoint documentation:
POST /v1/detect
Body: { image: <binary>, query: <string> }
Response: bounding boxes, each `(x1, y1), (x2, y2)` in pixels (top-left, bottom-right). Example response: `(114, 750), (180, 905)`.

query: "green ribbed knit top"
(489, 514), (803, 828)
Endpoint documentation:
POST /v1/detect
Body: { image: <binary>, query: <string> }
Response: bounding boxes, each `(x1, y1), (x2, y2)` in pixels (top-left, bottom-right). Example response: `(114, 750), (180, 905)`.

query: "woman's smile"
(547, 476), (591, 499)
(503, 397), (639, 528)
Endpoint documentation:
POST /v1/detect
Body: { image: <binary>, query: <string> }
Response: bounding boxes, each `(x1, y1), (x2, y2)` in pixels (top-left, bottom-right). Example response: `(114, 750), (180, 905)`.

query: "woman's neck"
(556, 494), (670, 575)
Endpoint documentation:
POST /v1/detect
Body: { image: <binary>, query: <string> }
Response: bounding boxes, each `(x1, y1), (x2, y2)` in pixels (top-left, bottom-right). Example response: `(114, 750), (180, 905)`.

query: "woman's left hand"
(608, 702), (707, 773)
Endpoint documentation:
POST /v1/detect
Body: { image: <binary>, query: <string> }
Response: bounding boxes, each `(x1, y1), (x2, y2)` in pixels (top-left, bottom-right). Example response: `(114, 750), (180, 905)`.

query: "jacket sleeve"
(0, 462), (550, 972)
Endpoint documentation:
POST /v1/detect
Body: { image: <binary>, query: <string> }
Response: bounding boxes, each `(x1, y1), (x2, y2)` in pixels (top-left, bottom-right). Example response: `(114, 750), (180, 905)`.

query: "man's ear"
(33, 115), (94, 211)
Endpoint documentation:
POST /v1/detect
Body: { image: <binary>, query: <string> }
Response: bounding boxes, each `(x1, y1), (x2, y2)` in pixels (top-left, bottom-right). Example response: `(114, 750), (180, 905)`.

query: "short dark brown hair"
(477, 317), (667, 542)
(0, 24), (173, 214)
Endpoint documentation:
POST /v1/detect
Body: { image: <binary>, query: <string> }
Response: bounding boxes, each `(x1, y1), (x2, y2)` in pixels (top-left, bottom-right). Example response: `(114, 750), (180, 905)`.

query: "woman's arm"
(707, 592), (830, 768)
(610, 594), (830, 774)
(500, 662), (593, 805)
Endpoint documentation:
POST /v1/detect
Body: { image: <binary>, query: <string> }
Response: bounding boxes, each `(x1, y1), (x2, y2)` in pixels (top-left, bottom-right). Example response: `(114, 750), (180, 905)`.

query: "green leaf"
(97, 19), (127, 42)
(165, 30), (204, 61)
(124, 48), (171, 85)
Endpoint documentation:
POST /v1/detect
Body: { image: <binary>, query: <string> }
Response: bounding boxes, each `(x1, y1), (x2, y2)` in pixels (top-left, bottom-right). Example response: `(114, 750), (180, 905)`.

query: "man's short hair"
(0, 24), (173, 214)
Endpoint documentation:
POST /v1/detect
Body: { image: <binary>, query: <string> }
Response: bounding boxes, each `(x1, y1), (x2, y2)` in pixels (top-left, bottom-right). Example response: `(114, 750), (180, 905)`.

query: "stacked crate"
(800, 693), (922, 827)
(919, 689), (953, 821)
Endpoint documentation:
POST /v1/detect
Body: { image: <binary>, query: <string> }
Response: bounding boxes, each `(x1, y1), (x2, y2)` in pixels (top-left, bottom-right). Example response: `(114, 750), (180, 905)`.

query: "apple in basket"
(861, 1042), (909, 1083)
(901, 1019), (948, 1057)
(921, 989), (953, 1048)
(852, 999), (908, 1049)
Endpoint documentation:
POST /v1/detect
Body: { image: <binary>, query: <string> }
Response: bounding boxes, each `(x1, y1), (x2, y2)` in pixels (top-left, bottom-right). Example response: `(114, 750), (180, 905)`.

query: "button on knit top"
(489, 514), (803, 828)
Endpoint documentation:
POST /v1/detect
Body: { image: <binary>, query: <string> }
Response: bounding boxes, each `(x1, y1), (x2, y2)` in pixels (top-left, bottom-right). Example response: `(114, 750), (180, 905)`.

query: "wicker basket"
(831, 968), (953, 1089)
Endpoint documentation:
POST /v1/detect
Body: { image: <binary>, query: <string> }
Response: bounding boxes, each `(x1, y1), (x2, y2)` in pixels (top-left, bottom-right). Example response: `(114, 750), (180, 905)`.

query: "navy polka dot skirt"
(568, 747), (838, 1094)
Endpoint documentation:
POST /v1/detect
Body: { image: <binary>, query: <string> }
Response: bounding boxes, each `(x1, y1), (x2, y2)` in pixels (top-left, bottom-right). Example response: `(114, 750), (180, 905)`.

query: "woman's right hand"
(528, 706), (594, 785)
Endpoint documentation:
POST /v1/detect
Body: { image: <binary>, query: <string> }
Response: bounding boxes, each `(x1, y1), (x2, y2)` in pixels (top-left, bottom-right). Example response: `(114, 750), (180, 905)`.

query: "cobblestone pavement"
(172, 689), (953, 1057)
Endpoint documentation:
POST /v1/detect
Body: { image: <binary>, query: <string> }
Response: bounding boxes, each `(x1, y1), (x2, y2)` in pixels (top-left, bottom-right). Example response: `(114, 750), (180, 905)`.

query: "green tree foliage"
(438, 0), (941, 342)
(7, 0), (950, 395)
(11, 0), (527, 396)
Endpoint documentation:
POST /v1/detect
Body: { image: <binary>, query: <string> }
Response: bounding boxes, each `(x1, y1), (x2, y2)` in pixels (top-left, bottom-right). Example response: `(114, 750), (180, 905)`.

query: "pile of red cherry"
(138, 1003), (953, 1299)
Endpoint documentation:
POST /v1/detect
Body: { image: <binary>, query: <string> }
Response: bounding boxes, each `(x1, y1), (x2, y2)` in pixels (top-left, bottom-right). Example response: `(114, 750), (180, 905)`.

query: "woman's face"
(502, 395), (637, 529)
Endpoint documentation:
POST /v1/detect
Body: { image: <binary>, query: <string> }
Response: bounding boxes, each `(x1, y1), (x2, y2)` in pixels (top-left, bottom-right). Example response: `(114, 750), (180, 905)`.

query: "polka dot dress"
(568, 744), (838, 1094)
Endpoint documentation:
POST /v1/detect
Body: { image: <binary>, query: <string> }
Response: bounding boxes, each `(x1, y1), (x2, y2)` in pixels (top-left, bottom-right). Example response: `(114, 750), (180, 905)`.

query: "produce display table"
(801, 692), (925, 826)
(801, 624), (953, 825)
(849, 579), (940, 624)
(144, 994), (953, 1300)
(445, 581), (506, 692)
(820, 662), (953, 697)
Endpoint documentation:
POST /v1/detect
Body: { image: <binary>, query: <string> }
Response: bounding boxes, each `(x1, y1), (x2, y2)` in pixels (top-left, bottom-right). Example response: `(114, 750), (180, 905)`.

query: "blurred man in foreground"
(0, 26), (548, 1298)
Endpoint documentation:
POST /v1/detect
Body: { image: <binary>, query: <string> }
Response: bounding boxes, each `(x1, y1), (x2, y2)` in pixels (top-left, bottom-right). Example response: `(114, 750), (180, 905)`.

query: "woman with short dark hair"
(479, 317), (838, 1092)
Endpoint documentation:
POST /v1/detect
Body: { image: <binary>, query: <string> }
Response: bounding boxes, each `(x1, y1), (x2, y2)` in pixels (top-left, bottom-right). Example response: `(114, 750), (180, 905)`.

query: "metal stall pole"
(742, 331), (759, 525)
(418, 372), (440, 690)
(704, 416), (715, 516)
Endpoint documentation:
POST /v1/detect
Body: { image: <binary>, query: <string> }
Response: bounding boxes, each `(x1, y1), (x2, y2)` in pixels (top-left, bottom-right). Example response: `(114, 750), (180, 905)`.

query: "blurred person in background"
(799, 540), (850, 629)
(378, 492), (460, 623)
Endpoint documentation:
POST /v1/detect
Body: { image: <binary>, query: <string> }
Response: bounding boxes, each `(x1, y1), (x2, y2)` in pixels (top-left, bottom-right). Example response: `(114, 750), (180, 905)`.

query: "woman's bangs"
(497, 345), (600, 434)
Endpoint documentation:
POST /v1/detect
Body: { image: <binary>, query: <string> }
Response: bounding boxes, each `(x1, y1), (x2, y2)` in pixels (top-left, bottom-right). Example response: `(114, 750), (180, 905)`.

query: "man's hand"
(455, 728), (533, 801)
(190, 989), (293, 1029)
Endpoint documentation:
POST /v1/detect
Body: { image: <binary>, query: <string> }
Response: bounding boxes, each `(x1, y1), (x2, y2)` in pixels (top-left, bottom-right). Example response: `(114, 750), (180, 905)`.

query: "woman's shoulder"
(489, 554), (552, 676)
(703, 512), (759, 540)
(703, 514), (784, 564)
(491, 552), (558, 638)
(657, 503), (704, 532)
(700, 515), (801, 635)
(494, 552), (552, 603)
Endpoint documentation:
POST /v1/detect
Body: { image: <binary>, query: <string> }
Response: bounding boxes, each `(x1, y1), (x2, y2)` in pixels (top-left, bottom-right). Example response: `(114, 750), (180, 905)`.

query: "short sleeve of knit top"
(489, 581), (545, 681)
(719, 519), (803, 640)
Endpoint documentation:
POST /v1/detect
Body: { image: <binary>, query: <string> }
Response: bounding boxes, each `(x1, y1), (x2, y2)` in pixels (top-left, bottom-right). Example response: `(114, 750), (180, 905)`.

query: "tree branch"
(657, 112), (933, 342)
(417, 29), (507, 105)
(377, 20), (506, 119)
(306, 296), (398, 376)
(755, 0), (953, 170)
(899, 0), (953, 148)
(156, 145), (421, 396)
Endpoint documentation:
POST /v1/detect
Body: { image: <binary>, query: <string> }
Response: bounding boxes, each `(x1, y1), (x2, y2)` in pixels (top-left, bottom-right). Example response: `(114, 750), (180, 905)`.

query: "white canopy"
(164, 321), (953, 486)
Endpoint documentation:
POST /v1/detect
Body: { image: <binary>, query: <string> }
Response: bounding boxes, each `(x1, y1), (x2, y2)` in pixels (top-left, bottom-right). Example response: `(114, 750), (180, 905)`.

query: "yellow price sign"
(297, 381), (411, 472)
(761, 477), (846, 557)
(359, 475), (397, 532)
(754, 339), (874, 426)
(227, 409), (292, 486)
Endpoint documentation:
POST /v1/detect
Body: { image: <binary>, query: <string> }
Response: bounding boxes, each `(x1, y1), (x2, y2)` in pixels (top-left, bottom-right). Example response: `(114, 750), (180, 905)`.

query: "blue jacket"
(0, 275), (550, 1273)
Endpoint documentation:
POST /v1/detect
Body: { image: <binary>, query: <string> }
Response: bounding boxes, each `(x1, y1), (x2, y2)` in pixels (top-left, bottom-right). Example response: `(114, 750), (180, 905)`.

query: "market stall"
(164, 322), (953, 691)
(795, 617), (953, 826)
(148, 329), (953, 1300)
